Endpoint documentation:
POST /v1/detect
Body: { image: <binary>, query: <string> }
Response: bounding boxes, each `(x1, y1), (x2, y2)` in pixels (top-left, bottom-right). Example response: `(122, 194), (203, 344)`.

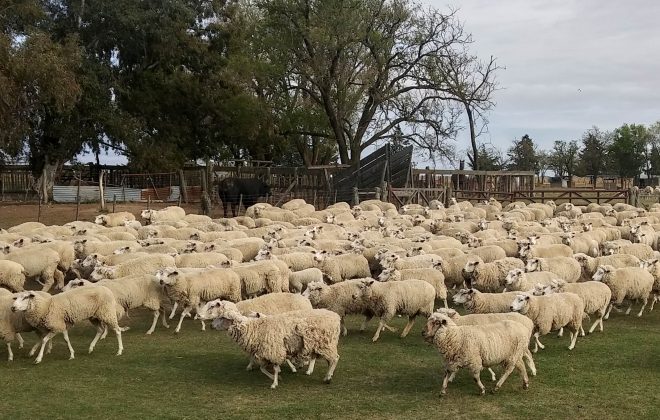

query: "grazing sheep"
(510, 292), (584, 351)
(95, 212), (137, 227)
(422, 313), (530, 395)
(540, 279), (611, 335)
(201, 301), (340, 388)
(353, 279), (435, 342)
(525, 257), (581, 283)
(592, 265), (654, 318)
(288, 268), (324, 294)
(452, 288), (522, 314)
(504, 269), (558, 292)
(377, 267), (447, 308)
(0, 260), (27, 292)
(11, 289), (124, 364)
(462, 258), (525, 292)
(313, 251), (370, 283)
(140, 206), (186, 224)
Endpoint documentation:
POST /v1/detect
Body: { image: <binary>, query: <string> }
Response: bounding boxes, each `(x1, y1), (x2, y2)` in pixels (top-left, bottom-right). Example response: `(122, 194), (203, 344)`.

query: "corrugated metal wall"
(53, 186), (143, 203)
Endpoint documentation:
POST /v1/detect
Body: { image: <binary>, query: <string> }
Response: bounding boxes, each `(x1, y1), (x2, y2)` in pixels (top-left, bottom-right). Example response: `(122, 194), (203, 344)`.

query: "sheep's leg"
(6, 343), (13, 361)
(285, 359), (297, 373)
(382, 324), (398, 333)
(400, 316), (417, 338)
(340, 319), (347, 337)
(372, 319), (390, 342)
(174, 306), (191, 333)
(443, 299), (448, 309)
(359, 315), (372, 331)
(487, 368), (497, 382)
(46, 339), (52, 354)
(534, 333), (545, 351)
(557, 327), (564, 337)
(161, 310), (170, 328)
(146, 310), (160, 335)
(40, 274), (54, 292)
(323, 356), (339, 383)
(54, 269), (65, 290)
(494, 362), (517, 393)
(259, 365), (274, 379)
(306, 358), (316, 375)
(29, 341), (40, 357)
(62, 330), (75, 360)
(604, 303), (613, 320)
(16, 333), (24, 349)
(568, 329), (578, 350)
(34, 332), (56, 364)
(270, 365), (281, 389)
(200, 320), (206, 331)
(441, 369), (454, 395)
(637, 298), (648, 317)
(114, 327), (124, 356)
(517, 359), (530, 390)
(470, 369), (486, 395)
(100, 324), (108, 340)
(650, 296), (656, 311)
(169, 302), (178, 319)
(524, 349), (537, 376)
(579, 325), (586, 337)
(88, 323), (105, 354)
(625, 303), (633, 315)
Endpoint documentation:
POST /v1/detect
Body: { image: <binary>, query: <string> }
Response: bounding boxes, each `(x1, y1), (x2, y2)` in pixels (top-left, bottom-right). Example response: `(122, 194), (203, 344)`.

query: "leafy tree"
(608, 124), (648, 181)
(536, 150), (551, 179)
(507, 134), (539, 171)
(576, 127), (610, 185)
(548, 140), (579, 180)
(648, 121), (660, 178)
(469, 143), (504, 171)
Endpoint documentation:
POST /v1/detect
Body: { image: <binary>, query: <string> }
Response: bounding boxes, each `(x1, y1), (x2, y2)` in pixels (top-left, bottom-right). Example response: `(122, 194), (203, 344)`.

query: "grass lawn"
(0, 307), (658, 420)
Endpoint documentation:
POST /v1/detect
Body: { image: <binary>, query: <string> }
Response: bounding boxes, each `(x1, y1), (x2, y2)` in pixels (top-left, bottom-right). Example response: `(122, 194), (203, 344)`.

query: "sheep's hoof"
(69, 355), (75, 360)
(523, 382), (529, 390)
(323, 377), (332, 384)
(440, 390), (447, 397)
(34, 359), (42, 365)
(270, 384), (278, 389)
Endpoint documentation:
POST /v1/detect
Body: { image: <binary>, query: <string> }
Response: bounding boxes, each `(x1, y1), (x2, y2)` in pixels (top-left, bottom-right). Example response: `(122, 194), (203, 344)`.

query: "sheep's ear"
(525, 295), (530, 300)
(28, 292), (35, 298)
(473, 261), (480, 266)
(440, 319), (447, 326)
(169, 271), (179, 276)
(467, 289), (474, 294)
(366, 280), (375, 286)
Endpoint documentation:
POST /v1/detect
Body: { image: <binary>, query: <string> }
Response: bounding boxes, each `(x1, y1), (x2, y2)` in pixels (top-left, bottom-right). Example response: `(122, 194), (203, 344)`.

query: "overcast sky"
(424, 0), (660, 162)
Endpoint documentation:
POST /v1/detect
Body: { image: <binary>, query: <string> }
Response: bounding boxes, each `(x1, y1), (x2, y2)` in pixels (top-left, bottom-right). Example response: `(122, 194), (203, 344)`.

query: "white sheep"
(452, 288), (522, 314)
(602, 242), (655, 260)
(0, 247), (63, 292)
(0, 260), (27, 292)
(463, 258), (525, 292)
(592, 265), (654, 318)
(422, 313), (530, 395)
(255, 249), (318, 272)
(525, 257), (581, 283)
(140, 206), (186, 224)
(573, 253), (640, 281)
(380, 253), (442, 271)
(174, 252), (228, 268)
(200, 301), (340, 388)
(510, 292), (584, 351)
(90, 254), (176, 281)
(377, 267), (447, 308)
(11, 288), (124, 363)
(95, 212), (137, 227)
(540, 279), (611, 335)
(0, 291), (37, 361)
(468, 245), (507, 262)
(504, 268), (558, 292)
(288, 268), (323, 294)
(519, 243), (573, 260)
(353, 279), (435, 342)
(313, 251), (371, 283)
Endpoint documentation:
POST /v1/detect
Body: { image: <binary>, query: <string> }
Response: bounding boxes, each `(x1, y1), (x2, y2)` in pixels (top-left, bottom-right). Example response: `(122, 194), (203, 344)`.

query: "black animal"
(216, 177), (271, 217)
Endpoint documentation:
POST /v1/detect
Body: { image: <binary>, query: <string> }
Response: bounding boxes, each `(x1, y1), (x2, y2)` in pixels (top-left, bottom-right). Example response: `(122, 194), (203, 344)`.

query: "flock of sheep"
(0, 196), (658, 394)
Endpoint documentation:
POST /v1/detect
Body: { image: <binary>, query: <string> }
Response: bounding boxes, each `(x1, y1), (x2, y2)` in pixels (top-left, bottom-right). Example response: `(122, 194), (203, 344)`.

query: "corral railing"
(511, 189), (630, 205)
(388, 186), (448, 207)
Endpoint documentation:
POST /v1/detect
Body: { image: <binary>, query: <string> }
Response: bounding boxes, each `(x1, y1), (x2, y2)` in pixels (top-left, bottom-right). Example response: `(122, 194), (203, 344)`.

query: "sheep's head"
(381, 254), (400, 268)
(201, 300), (242, 327)
(220, 260), (235, 268)
(81, 254), (101, 268)
(601, 242), (619, 255)
(477, 220), (489, 231)
(61, 279), (88, 292)
(302, 280), (327, 303)
(94, 215), (107, 226)
(377, 268), (396, 282)
(140, 210), (153, 221)
(505, 269), (524, 286)
(449, 198), (458, 206)
(12, 238), (27, 248)
(90, 266), (113, 281)
(113, 246), (132, 255)
(560, 233), (574, 246)
(451, 288), (475, 305)
(518, 244), (532, 259)
(254, 249), (272, 261)
(467, 236), (482, 248)
(313, 250), (329, 263)
(352, 279), (375, 300)
(592, 265), (614, 282)
(525, 258), (540, 273)
(531, 284), (548, 296)
(155, 267), (180, 285)
(510, 294), (531, 313)
(463, 260), (480, 276)
(639, 259), (659, 271)
(11, 291), (38, 312)
(422, 312), (454, 343)
(433, 308), (459, 320)
(197, 299), (229, 321)
(573, 253), (588, 267)
(406, 246), (425, 257)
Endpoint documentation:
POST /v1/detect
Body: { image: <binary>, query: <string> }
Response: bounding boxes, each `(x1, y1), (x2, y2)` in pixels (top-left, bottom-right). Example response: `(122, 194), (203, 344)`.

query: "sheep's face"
(561, 235), (573, 246)
(90, 267), (112, 281)
(531, 284), (548, 296)
(302, 281), (326, 303)
(525, 259), (540, 273)
(197, 299), (225, 320)
(62, 279), (86, 292)
(352, 279), (375, 300)
(377, 268), (395, 281)
(631, 232), (646, 244)
(11, 292), (35, 312)
(449, 198), (458, 206)
(573, 254), (588, 267)
(463, 260), (480, 275)
(592, 266), (612, 282)
(505, 269), (523, 286)
(582, 223), (593, 232)
(510, 294), (530, 313)
(313, 250), (328, 263)
(477, 220), (489, 231)
(518, 245), (531, 259)
(113, 246), (131, 255)
(156, 268), (180, 285)
(140, 210), (152, 220)
(254, 249), (271, 261)
(94, 215), (107, 226)
(12, 238), (27, 248)
(422, 313), (453, 342)
(81, 254), (100, 268)
(452, 288), (474, 304)
(602, 243), (619, 255)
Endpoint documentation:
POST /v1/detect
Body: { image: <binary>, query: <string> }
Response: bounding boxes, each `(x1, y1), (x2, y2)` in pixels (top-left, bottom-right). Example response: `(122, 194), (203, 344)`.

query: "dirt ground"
(0, 201), (226, 229)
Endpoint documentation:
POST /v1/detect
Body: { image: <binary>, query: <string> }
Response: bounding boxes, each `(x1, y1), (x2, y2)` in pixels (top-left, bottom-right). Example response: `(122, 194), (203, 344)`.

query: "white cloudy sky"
(424, 0), (660, 159)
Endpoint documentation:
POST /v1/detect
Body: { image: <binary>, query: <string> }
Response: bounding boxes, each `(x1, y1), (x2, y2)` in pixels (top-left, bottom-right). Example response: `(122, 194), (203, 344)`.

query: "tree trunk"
(37, 159), (58, 204)
(465, 104), (478, 171)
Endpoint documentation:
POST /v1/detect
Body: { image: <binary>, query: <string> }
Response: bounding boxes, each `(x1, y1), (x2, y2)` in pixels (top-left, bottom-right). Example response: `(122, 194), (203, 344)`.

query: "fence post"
(75, 174), (81, 221)
(178, 169), (188, 204)
(37, 195), (42, 222)
(352, 187), (359, 205)
(113, 195), (117, 213)
(147, 196), (151, 210)
(1, 178), (4, 202)
(380, 181), (388, 202)
(374, 187), (381, 201)
(313, 190), (317, 208)
(238, 194), (243, 215)
(99, 170), (106, 211)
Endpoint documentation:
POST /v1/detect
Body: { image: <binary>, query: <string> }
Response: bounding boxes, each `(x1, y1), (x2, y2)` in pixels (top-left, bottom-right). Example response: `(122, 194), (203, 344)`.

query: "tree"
(548, 140), (579, 180)
(608, 124), (649, 182)
(577, 127), (610, 186)
(469, 143), (504, 171)
(648, 121), (660, 179)
(243, 0), (495, 165)
(536, 150), (551, 179)
(507, 134), (539, 172)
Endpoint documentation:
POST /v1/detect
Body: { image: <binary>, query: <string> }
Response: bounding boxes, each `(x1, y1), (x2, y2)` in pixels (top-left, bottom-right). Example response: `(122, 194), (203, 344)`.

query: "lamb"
(504, 269), (559, 292)
(422, 313), (530, 395)
(11, 288), (124, 363)
(592, 265), (654, 318)
(525, 257), (581, 283)
(156, 267), (242, 333)
(174, 252), (228, 268)
(378, 267), (448, 308)
(462, 258), (525, 292)
(313, 251), (370, 283)
(62, 275), (170, 335)
(288, 268), (323, 294)
(510, 292), (584, 351)
(539, 279), (611, 335)
(0, 260), (27, 292)
(200, 301), (340, 388)
(0, 292), (38, 361)
(1, 247), (63, 292)
(573, 253), (640, 281)
(90, 254), (176, 281)
(140, 206), (186, 224)
(94, 212), (137, 227)
(303, 280), (378, 336)
(452, 288), (522, 314)
(352, 279), (435, 342)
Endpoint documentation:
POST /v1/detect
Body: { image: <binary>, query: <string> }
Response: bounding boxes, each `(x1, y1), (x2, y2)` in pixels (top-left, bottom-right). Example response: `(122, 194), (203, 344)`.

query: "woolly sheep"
(174, 252), (228, 268)
(90, 254), (176, 281)
(592, 265), (654, 317)
(0, 260), (27, 292)
(422, 313), (530, 395)
(560, 233), (599, 257)
(352, 279), (435, 342)
(313, 251), (370, 283)
(140, 206), (186, 224)
(380, 253), (442, 271)
(462, 258), (525, 292)
(201, 302), (340, 388)
(74, 239), (141, 258)
(0, 292), (36, 361)
(94, 212), (136, 227)
(453, 288), (522, 314)
(519, 243), (573, 260)
(255, 249), (318, 272)
(11, 288), (124, 363)
(602, 242), (655, 260)
(223, 263), (281, 298)
(504, 269), (559, 292)
(378, 267), (447, 308)
(288, 268), (323, 294)
(573, 253), (640, 281)
(510, 292), (584, 351)
(468, 245), (507, 263)
(525, 257), (581, 283)
(0, 247), (63, 292)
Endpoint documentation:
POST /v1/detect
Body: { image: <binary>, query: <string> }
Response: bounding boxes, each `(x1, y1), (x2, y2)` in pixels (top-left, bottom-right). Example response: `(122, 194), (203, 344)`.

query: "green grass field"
(1, 308), (658, 420)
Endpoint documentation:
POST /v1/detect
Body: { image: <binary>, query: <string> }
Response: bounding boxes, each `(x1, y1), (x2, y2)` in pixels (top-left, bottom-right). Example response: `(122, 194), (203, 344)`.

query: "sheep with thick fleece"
(90, 254), (175, 281)
(0, 260), (27, 292)
(467, 245), (507, 262)
(0, 292), (37, 361)
(74, 239), (141, 259)
(525, 257), (581, 283)
(62, 276), (170, 335)
(224, 238), (266, 261)
(540, 279), (611, 335)
(504, 269), (559, 292)
(434, 308), (537, 381)
(313, 251), (370, 283)
(289, 268), (323, 294)
(519, 243), (573, 260)
(380, 253), (442, 271)
(352, 279), (435, 342)
(221, 263), (278, 298)
(378, 267), (447, 308)
(11, 288), (124, 364)
(639, 259), (660, 310)
(303, 279), (378, 336)
(560, 233), (599, 257)
(156, 267), (242, 333)
(602, 242), (656, 260)
(422, 313), (530, 395)
(140, 206), (186, 224)
(462, 258), (525, 292)
(174, 252), (228, 268)
(573, 253), (640, 281)
(1, 247), (63, 292)
(592, 265), (654, 317)
(95, 212), (136, 227)
(438, 255), (482, 289)
(254, 249), (318, 272)
(452, 288), (522, 314)
(240, 259), (290, 293)
(201, 302), (340, 388)
(510, 292), (584, 351)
